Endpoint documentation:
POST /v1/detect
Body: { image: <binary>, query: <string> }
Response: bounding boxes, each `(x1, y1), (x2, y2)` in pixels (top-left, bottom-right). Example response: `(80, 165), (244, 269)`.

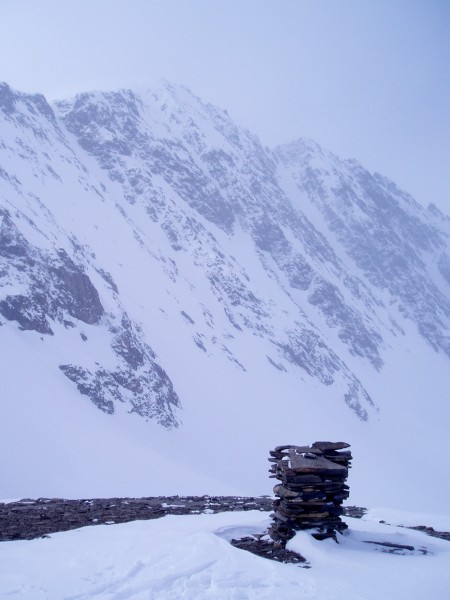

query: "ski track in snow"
(0, 511), (449, 600)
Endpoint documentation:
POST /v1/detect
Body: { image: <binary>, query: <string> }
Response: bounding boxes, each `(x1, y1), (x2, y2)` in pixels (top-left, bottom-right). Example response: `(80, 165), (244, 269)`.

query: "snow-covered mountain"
(1, 81), (449, 511)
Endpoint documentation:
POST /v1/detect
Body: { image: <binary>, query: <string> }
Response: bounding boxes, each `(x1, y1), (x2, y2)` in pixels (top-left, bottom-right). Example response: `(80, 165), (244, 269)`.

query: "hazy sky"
(1, 0), (449, 213)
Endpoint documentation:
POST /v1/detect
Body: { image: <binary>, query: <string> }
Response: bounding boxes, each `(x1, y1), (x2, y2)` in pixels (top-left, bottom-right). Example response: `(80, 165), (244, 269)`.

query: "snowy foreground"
(1, 509), (449, 599)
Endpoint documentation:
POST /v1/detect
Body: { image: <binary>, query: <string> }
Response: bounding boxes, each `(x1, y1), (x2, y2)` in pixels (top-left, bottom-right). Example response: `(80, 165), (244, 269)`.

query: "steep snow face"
(0, 80), (388, 422)
(55, 84), (392, 416)
(1, 81), (450, 509)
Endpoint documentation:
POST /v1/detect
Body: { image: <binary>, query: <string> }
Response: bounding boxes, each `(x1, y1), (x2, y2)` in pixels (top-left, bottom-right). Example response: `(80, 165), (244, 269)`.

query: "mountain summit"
(1, 82), (449, 509)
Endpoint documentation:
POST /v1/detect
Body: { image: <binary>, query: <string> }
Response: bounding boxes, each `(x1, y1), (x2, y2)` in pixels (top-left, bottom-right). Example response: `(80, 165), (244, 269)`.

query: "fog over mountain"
(1, 82), (449, 512)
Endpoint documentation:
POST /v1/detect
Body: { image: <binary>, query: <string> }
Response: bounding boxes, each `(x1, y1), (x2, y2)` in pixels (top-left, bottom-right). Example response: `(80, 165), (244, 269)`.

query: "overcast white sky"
(1, 0), (449, 213)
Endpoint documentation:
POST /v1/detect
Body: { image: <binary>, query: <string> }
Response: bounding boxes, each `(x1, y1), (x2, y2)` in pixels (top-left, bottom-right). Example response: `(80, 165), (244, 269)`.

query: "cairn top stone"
(288, 448), (347, 474)
(273, 445), (320, 454)
(312, 441), (351, 451)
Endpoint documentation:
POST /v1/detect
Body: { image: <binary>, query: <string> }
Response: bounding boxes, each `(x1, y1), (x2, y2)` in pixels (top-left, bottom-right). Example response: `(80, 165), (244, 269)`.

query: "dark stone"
(230, 536), (308, 565)
(312, 441), (351, 451)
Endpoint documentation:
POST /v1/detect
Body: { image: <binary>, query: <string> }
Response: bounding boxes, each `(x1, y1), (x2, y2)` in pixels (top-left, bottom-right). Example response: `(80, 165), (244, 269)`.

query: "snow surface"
(0, 510), (449, 599)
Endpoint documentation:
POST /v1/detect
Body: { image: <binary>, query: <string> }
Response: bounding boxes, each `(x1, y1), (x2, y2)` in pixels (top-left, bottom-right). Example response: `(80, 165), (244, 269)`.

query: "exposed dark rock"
(59, 92), (236, 233)
(59, 365), (117, 414)
(362, 540), (422, 555)
(59, 351), (181, 428)
(404, 525), (450, 542)
(0, 203), (180, 428)
(343, 505), (367, 519)
(230, 535), (308, 565)
(0, 209), (29, 257)
(111, 314), (150, 368)
(0, 82), (15, 116)
(181, 310), (195, 324)
(50, 250), (104, 325)
(308, 279), (383, 369)
(96, 268), (119, 293)
(0, 211), (103, 331)
(0, 496), (273, 541)
(0, 293), (53, 334)
(273, 328), (373, 421)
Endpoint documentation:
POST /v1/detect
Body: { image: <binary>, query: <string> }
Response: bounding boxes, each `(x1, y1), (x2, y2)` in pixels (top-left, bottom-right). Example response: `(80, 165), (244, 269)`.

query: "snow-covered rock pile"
(269, 442), (352, 543)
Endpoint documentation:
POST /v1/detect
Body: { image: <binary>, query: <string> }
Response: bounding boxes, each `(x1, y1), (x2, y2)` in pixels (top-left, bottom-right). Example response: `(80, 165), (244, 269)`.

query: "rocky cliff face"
(275, 139), (450, 358)
(1, 81), (449, 429)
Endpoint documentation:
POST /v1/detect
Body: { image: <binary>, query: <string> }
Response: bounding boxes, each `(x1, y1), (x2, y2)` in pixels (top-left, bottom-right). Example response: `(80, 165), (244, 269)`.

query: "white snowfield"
(0, 510), (449, 600)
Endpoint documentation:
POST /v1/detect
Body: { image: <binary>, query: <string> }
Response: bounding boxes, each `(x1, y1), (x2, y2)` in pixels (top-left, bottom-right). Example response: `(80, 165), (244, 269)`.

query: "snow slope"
(0, 511), (449, 600)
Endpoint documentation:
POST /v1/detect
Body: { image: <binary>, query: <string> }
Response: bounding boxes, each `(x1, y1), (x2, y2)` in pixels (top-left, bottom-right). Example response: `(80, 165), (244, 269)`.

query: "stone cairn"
(268, 441), (352, 543)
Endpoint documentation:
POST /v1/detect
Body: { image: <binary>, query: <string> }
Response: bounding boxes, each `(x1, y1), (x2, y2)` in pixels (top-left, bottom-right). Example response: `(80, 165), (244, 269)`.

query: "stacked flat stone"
(268, 441), (352, 543)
